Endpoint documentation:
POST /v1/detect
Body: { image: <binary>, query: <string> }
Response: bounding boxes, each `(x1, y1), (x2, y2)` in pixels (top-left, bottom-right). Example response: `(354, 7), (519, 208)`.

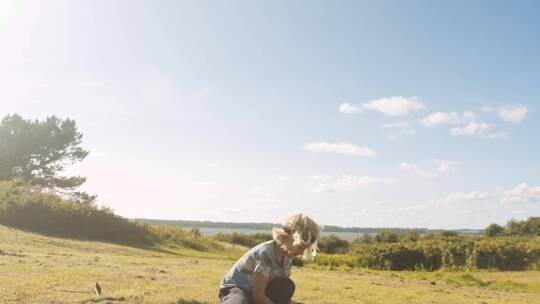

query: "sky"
(1, 0), (539, 229)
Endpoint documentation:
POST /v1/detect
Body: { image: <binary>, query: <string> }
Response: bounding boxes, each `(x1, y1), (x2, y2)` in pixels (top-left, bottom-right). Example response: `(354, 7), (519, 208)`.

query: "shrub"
(0, 181), (150, 244)
(374, 231), (399, 243)
(339, 233), (540, 271)
(318, 235), (350, 254)
(0, 181), (219, 251)
(145, 225), (220, 251)
(485, 223), (504, 237)
(213, 232), (272, 248)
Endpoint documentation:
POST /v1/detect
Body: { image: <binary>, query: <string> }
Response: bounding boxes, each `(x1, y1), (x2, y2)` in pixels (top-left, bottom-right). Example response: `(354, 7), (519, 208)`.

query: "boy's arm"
(252, 272), (274, 304)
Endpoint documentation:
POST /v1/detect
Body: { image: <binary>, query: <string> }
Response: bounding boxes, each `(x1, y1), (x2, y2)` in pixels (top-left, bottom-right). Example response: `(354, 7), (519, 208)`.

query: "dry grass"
(1, 225), (539, 304)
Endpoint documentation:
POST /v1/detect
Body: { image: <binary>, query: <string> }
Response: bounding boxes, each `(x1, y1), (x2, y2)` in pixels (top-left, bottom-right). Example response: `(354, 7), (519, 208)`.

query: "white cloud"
(386, 134), (398, 141)
(439, 182), (540, 205)
(352, 204), (426, 215)
(385, 128), (416, 141)
(433, 160), (458, 174)
(222, 199), (279, 214)
(313, 175), (396, 193)
(398, 205), (425, 212)
(420, 110), (507, 139)
(500, 182), (540, 203)
(276, 175), (292, 182)
(188, 86), (213, 102)
(381, 121), (415, 141)
(192, 181), (220, 189)
(222, 205), (251, 213)
(304, 142), (376, 157)
(398, 129), (416, 136)
(420, 112), (462, 127)
(338, 206), (350, 216)
(338, 102), (362, 114)
(308, 175), (332, 181)
(498, 106), (528, 123)
(399, 162), (424, 175)
(260, 198), (281, 204)
(462, 112), (476, 121)
(487, 132), (510, 140)
(399, 160), (458, 178)
(482, 105), (528, 123)
(444, 191), (490, 203)
(450, 122), (490, 136)
(251, 187), (264, 194)
(339, 96), (425, 116)
(363, 96), (425, 116)
(381, 121), (410, 129)
(420, 111), (476, 128)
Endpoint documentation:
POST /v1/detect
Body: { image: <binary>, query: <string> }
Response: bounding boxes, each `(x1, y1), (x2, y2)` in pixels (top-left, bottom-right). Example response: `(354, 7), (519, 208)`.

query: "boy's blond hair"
(272, 213), (320, 261)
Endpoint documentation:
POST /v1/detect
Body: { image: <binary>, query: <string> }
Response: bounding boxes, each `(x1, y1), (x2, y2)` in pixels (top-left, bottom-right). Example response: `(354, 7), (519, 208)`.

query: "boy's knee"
(220, 287), (251, 304)
(265, 277), (295, 304)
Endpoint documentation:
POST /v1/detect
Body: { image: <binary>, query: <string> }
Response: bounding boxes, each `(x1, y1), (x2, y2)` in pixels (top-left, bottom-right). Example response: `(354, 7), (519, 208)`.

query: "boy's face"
(285, 241), (311, 258)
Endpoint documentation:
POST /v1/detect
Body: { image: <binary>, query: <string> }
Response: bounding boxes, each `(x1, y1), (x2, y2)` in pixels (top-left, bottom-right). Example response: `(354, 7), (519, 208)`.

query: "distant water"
(183, 226), (370, 242)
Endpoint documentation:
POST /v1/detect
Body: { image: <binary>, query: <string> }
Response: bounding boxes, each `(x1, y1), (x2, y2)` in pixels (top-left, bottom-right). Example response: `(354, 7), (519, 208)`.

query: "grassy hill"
(1, 224), (540, 304)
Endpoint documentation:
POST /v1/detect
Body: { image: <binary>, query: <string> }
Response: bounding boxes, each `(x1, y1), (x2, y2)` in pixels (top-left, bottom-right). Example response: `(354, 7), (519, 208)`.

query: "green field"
(1, 225), (539, 304)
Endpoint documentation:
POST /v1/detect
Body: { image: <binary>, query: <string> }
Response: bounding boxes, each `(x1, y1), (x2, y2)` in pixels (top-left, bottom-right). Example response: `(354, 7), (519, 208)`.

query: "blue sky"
(1, 0), (539, 228)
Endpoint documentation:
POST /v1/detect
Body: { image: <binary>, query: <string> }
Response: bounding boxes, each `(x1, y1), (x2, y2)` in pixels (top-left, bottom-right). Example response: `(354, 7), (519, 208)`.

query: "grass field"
(1, 225), (539, 304)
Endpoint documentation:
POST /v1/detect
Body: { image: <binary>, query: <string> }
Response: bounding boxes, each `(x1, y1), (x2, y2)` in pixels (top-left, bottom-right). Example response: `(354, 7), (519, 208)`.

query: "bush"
(336, 233), (540, 271)
(0, 181), (151, 244)
(485, 223), (504, 237)
(214, 232), (272, 248)
(314, 253), (358, 270)
(471, 239), (531, 270)
(318, 235), (350, 254)
(0, 181), (218, 251)
(146, 225), (220, 251)
(374, 231), (399, 243)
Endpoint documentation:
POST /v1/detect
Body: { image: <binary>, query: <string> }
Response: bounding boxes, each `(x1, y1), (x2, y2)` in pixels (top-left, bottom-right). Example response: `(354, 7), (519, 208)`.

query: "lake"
(182, 226), (369, 242)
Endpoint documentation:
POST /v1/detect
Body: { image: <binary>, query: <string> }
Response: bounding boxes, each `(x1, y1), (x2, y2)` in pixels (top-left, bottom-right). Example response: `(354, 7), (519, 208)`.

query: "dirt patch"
(173, 299), (208, 304)
(80, 296), (126, 303)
